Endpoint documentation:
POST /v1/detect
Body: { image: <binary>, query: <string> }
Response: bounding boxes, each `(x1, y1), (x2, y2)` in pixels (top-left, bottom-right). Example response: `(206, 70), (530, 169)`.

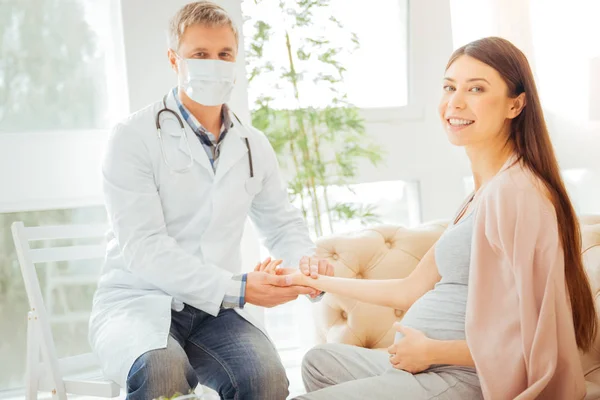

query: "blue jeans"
(126, 305), (289, 400)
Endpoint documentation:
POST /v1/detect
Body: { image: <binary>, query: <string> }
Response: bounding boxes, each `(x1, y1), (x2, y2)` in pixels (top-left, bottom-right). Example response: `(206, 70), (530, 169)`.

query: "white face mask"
(177, 56), (236, 106)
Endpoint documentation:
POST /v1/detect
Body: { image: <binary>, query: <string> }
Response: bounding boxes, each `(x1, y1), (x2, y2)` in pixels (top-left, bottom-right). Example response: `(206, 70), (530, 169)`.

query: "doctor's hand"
(253, 257), (283, 273)
(387, 324), (433, 374)
(245, 270), (314, 308)
(254, 259), (320, 298)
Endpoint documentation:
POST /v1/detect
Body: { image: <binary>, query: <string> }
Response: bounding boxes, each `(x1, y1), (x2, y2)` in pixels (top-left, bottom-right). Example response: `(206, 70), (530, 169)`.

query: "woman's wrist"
(424, 338), (440, 364)
(423, 339), (474, 367)
(297, 272), (324, 291)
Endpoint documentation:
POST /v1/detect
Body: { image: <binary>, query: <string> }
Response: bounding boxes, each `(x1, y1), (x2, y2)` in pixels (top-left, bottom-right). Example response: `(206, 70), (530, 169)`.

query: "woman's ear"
(508, 92), (527, 119)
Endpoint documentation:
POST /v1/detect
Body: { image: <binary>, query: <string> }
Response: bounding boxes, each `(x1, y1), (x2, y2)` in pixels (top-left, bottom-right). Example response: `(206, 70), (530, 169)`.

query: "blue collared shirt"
(172, 87), (233, 171)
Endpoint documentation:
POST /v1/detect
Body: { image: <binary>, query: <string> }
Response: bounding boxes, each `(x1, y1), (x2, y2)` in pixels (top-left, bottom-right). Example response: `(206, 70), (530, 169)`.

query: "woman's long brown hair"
(447, 37), (596, 351)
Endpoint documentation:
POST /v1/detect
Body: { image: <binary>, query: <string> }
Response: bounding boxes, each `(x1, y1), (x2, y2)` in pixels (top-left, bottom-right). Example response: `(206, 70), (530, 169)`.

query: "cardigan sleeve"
(480, 185), (562, 399)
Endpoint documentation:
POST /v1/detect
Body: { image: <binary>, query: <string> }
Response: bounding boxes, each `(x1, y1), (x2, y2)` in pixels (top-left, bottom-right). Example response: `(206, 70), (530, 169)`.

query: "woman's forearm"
(427, 339), (475, 367)
(298, 245), (440, 311)
(301, 275), (412, 311)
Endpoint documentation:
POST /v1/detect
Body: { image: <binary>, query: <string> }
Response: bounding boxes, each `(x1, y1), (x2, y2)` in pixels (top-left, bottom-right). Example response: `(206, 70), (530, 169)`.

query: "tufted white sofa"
(312, 216), (600, 398)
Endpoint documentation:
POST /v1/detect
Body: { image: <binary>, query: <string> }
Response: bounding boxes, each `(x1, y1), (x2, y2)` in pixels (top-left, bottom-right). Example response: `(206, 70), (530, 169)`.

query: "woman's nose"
(447, 92), (466, 110)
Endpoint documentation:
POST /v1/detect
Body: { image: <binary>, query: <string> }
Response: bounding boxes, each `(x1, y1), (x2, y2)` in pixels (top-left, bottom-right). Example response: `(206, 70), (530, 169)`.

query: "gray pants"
(295, 343), (483, 400)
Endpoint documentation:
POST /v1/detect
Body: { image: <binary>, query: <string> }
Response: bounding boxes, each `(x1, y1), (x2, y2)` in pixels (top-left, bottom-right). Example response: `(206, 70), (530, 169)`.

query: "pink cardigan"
(466, 157), (586, 399)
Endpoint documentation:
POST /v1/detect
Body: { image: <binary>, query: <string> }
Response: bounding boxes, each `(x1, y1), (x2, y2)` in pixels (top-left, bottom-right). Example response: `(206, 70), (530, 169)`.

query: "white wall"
(592, 57), (600, 121)
(449, 0), (535, 61)
(355, 0), (468, 222)
(449, 0), (600, 216)
(0, 131), (106, 212)
(353, 0), (600, 223)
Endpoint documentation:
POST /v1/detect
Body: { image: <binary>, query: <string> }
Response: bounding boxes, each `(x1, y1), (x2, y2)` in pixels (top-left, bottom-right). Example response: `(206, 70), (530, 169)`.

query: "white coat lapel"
(214, 112), (249, 184)
(164, 90), (214, 175)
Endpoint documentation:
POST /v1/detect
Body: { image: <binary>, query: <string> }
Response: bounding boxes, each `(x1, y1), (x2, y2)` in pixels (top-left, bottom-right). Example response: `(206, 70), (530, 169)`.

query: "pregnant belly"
(395, 284), (468, 343)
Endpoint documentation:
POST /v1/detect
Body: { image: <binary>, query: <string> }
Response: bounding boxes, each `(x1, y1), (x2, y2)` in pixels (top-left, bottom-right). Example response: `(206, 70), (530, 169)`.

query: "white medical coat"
(88, 90), (314, 386)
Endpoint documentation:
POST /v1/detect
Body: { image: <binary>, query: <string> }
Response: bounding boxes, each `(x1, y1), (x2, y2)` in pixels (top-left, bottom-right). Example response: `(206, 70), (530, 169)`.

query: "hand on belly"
(388, 324), (433, 374)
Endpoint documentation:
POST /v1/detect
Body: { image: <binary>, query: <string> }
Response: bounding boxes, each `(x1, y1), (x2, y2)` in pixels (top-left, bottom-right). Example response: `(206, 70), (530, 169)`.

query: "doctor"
(89, 2), (333, 399)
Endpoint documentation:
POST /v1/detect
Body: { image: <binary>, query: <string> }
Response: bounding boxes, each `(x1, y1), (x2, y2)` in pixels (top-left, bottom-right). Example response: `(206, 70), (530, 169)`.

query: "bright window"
(242, 0), (409, 109)
(312, 180), (422, 235)
(562, 169), (600, 216)
(529, 0), (600, 121)
(0, 0), (121, 391)
(0, 0), (125, 133)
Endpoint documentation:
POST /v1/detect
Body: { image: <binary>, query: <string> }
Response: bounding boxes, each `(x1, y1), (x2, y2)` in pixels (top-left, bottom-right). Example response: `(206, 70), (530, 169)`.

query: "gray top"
(399, 210), (474, 341)
(395, 196), (479, 380)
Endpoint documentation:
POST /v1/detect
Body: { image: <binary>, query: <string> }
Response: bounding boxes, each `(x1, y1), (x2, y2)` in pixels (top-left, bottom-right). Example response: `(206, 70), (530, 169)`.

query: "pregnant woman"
(265, 37), (597, 400)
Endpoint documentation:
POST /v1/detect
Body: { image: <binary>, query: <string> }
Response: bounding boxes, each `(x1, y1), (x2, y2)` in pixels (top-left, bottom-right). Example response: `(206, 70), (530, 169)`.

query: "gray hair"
(168, 1), (239, 50)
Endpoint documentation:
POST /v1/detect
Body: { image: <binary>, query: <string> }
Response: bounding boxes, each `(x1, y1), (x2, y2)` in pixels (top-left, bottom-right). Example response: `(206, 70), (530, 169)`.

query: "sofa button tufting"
(356, 273), (363, 279)
(341, 311), (348, 319)
(385, 241), (392, 248)
(332, 254), (339, 260)
(395, 309), (403, 318)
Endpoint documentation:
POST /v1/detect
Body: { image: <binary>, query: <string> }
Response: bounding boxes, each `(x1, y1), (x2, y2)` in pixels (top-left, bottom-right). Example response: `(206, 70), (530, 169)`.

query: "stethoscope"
(155, 94), (260, 195)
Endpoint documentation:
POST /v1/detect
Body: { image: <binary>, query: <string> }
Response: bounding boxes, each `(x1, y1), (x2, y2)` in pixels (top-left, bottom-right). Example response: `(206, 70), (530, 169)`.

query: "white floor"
(0, 354), (306, 400)
(1, 384), (306, 400)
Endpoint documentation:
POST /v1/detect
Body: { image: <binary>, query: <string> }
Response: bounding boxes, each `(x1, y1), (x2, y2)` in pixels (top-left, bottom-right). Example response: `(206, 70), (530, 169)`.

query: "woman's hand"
(276, 268), (314, 287)
(299, 255), (334, 279)
(388, 324), (433, 374)
(254, 257), (319, 292)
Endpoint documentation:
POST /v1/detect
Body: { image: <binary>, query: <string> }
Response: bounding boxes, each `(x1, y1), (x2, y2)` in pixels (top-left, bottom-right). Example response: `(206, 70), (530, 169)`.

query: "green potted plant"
(244, 0), (385, 237)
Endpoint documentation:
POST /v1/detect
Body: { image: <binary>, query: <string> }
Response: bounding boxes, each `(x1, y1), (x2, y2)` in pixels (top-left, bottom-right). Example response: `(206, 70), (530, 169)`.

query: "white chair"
(11, 221), (120, 399)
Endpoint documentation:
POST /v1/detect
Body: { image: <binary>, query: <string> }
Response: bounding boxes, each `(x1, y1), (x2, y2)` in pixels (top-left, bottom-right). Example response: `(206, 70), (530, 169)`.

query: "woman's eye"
(443, 85), (455, 92)
(470, 87), (483, 93)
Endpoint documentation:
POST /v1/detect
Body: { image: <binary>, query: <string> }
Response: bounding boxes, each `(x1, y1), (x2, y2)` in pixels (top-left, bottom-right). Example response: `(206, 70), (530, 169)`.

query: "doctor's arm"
(248, 131), (318, 270)
(103, 124), (297, 315)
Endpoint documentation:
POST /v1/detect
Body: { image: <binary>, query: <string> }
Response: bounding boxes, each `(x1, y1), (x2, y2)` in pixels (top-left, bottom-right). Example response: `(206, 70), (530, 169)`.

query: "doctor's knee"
(220, 355), (289, 400)
(126, 341), (197, 400)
